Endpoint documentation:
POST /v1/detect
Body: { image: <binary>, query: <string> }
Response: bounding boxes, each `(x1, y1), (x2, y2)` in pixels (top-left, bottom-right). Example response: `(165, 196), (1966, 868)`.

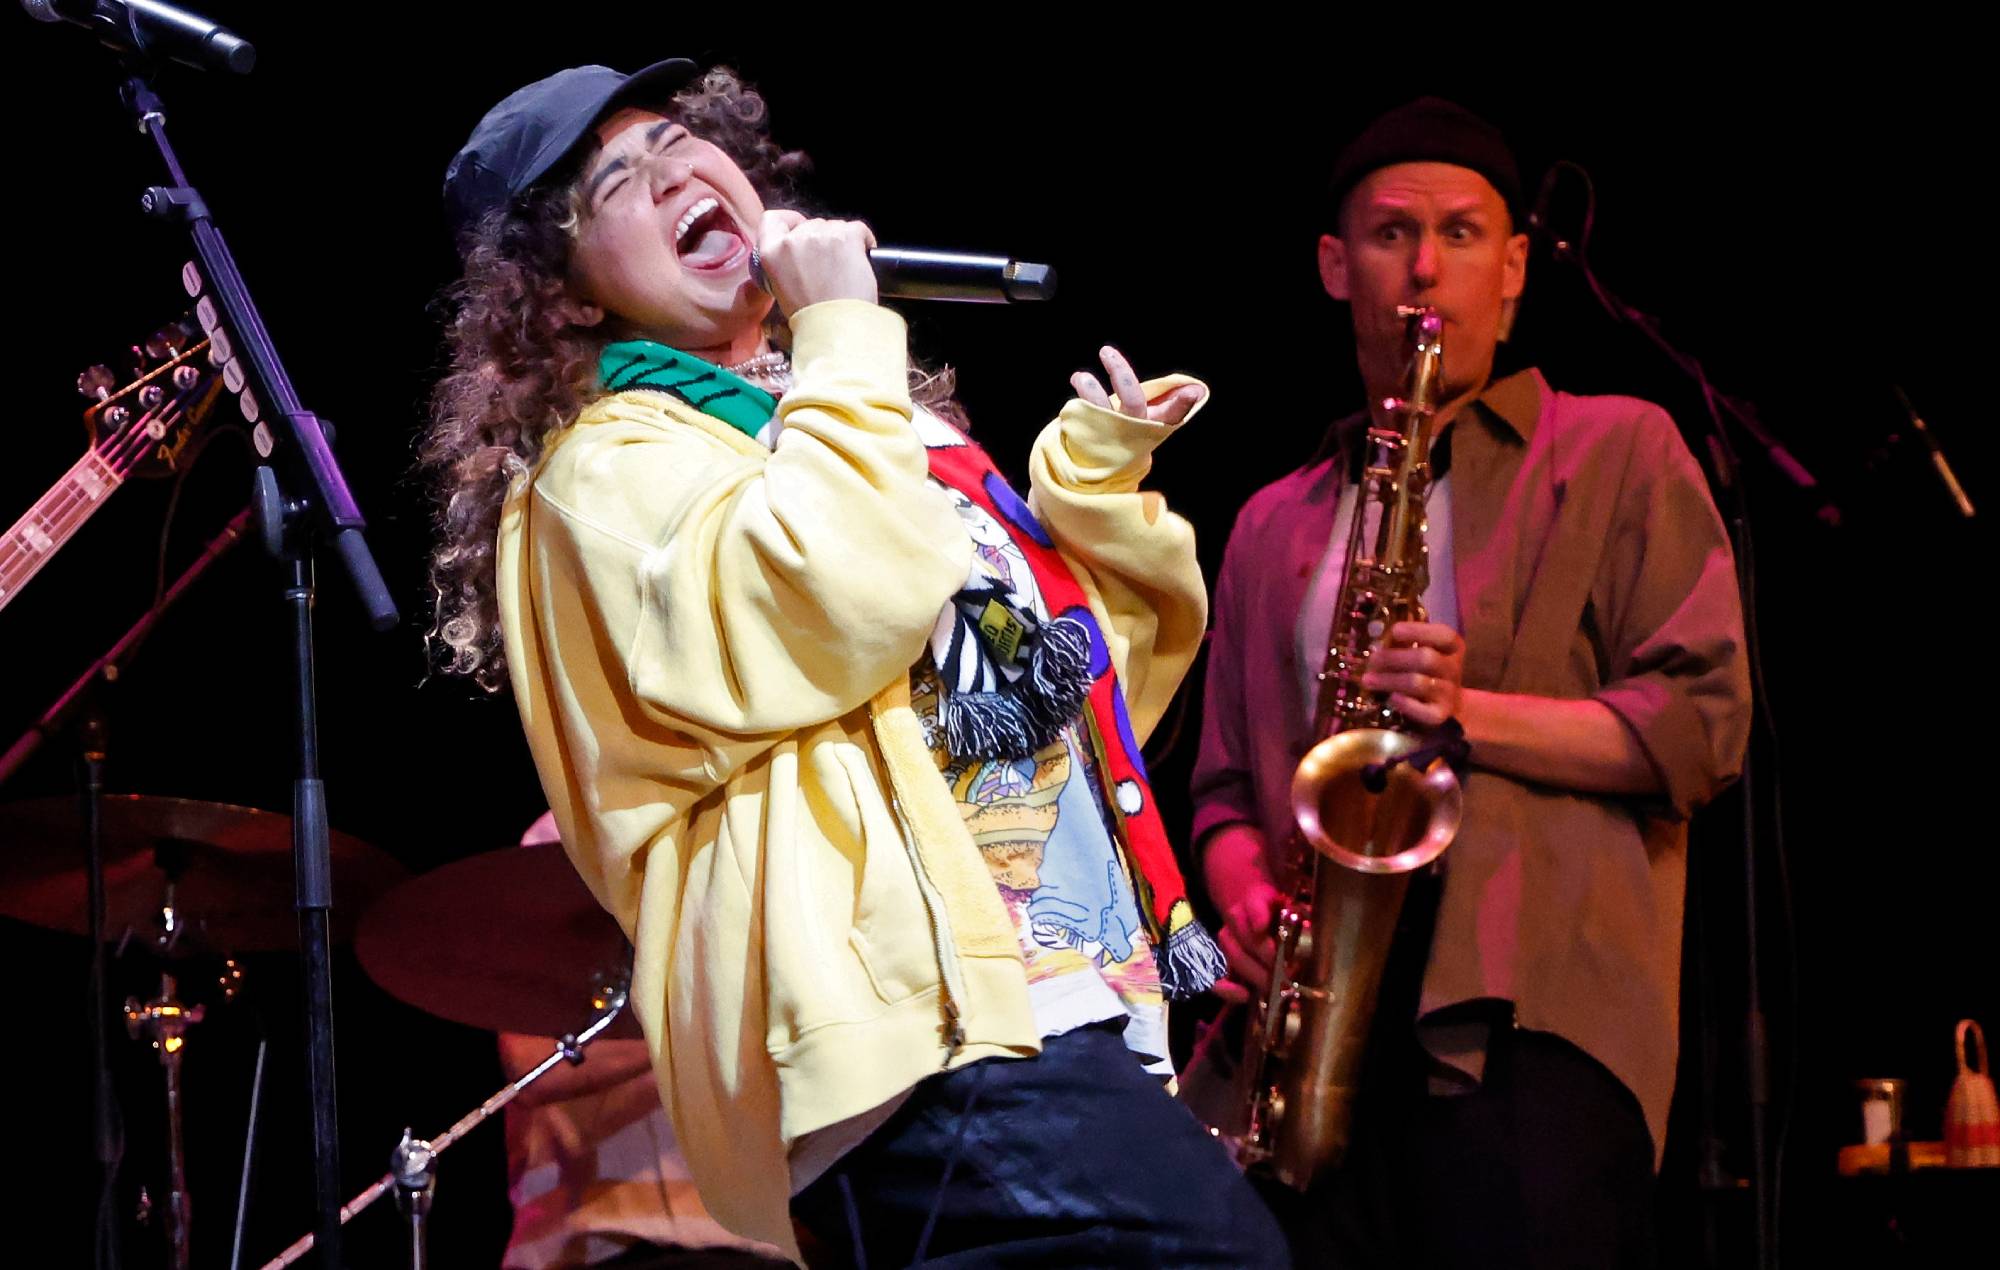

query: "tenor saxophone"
(1234, 305), (1464, 1190)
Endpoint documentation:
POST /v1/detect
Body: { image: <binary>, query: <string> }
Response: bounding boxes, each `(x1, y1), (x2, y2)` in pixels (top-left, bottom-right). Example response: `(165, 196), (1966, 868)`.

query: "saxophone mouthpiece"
(1395, 306), (1444, 342)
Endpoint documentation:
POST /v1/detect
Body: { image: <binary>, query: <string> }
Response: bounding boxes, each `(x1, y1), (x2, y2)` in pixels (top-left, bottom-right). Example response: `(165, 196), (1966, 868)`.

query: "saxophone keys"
(1258, 1087), (1288, 1129)
(1281, 997), (1306, 1048)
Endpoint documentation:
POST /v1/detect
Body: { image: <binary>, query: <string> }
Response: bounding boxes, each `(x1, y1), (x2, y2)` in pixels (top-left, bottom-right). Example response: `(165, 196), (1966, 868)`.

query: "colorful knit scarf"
(598, 340), (1226, 998)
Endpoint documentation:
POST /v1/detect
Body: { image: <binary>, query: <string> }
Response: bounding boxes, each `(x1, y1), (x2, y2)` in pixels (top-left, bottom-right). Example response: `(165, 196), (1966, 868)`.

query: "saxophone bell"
(1292, 727), (1461, 876)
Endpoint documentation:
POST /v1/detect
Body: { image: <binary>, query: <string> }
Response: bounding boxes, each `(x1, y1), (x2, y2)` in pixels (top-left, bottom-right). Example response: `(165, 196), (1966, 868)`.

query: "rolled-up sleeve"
(1591, 410), (1752, 819)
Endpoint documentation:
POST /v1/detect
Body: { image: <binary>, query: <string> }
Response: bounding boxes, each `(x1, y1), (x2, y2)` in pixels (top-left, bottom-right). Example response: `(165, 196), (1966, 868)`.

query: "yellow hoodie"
(495, 299), (1207, 1255)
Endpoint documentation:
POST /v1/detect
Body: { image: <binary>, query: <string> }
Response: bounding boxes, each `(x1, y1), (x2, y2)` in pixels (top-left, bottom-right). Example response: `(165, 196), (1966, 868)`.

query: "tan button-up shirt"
(1191, 368), (1752, 1156)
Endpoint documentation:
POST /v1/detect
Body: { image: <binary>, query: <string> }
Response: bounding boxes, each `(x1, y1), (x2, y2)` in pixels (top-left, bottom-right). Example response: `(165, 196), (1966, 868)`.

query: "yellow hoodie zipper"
(871, 711), (969, 1063)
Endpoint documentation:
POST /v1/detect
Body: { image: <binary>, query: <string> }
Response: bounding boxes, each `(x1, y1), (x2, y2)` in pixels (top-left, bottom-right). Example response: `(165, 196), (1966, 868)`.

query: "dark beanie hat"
(1326, 97), (1525, 229)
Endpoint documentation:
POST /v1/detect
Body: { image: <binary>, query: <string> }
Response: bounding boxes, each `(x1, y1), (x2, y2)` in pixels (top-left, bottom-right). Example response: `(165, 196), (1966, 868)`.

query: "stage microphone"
(751, 246), (1056, 304)
(1527, 165), (1571, 260)
(1893, 385), (1977, 519)
(21, 0), (256, 75)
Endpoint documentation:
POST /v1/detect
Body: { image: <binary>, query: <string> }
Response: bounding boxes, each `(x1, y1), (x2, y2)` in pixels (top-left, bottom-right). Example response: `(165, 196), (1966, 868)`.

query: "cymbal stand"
(124, 955), (204, 1270)
(123, 863), (245, 1270)
(389, 1130), (435, 1270)
(255, 980), (630, 1270)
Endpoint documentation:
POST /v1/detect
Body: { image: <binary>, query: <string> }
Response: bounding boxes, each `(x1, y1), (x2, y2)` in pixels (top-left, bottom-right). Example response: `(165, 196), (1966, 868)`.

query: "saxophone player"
(1190, 98), (1752, 1268)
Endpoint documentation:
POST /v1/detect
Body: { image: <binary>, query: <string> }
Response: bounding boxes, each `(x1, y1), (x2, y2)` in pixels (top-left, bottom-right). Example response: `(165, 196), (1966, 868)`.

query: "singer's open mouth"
(674, 196), (746, 272)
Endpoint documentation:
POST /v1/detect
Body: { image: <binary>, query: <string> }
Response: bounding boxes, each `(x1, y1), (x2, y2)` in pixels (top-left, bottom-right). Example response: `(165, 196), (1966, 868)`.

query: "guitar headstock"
(75, 316), (225, 479)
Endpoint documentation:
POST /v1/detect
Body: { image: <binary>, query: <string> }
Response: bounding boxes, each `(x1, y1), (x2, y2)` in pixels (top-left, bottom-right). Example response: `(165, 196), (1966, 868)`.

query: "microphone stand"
(1550, 249), (1835, 527)
(1539, 200), (1790, 1270)
(89, 44), (403, 1265)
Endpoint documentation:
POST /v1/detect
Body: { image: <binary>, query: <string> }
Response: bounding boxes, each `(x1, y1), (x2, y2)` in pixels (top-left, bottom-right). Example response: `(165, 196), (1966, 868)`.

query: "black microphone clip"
(1527, 166), (1571, 261)
(1359, 719), (1469, 794)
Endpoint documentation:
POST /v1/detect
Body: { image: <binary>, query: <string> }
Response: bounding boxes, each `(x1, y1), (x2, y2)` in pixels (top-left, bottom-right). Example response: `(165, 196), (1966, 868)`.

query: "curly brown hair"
(419, 67), (811, 692)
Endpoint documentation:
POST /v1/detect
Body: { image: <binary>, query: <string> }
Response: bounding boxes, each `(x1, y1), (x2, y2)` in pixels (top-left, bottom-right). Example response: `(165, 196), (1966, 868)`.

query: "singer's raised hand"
(754, 210), (878, 317)
(1069, 345), (1205, 426)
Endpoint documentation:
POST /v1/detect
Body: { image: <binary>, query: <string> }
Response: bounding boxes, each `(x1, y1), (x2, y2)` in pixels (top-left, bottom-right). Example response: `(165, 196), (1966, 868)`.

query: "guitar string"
(0, 390), (201, 586)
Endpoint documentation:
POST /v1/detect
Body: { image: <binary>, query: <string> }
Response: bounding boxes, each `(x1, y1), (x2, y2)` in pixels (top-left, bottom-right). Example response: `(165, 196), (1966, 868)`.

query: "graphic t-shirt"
(910, 482), (1169, 1076)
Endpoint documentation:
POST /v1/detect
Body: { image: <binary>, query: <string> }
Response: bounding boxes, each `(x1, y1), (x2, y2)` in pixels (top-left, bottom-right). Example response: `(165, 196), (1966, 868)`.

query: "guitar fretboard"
(0, 449), (125, 610)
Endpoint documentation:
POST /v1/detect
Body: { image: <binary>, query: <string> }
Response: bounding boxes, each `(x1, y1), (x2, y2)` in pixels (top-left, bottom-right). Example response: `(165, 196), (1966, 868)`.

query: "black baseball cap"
(443, 58), (700, 239)
(1325, 97), (1525, 231)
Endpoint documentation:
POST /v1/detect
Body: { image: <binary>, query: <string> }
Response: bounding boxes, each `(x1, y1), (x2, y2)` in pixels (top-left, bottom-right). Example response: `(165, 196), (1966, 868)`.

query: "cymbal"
(354, 843), (639, 1041)
(0, 794), (407, 951)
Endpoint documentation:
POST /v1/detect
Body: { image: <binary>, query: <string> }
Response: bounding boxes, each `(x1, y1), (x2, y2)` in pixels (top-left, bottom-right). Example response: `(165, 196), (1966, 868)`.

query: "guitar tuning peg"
(138, 385), (165, 411)
(172, 364), (201, 391)
(77, 364), (117, 401)
(128, 345), (149, 376)
(104, 405), (131, 431)
(146, 320), (198, 361)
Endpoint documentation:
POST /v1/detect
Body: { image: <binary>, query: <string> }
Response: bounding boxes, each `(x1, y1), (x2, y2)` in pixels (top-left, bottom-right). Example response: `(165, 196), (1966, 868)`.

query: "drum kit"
(0, 793), (638, 1269)
(0, 314), (646, 1266)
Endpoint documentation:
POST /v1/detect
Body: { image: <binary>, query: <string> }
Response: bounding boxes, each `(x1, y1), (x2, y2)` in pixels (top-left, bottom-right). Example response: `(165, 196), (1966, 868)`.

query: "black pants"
(1266, 1020), (1657, 1270)
(793, 1021), (1290, 1269)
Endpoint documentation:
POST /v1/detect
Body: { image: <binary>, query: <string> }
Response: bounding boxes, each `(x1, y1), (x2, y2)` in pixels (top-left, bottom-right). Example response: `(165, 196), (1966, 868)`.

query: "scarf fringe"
(1157, 919), (1229, 1001)
(1021, 616), (1092, 735)
(940, 615), (1094, 761)
(942, 691), (1041, 761)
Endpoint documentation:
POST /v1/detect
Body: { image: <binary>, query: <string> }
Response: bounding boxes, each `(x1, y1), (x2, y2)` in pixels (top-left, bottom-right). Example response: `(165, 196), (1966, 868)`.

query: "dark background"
(1, 10), (1991, 1267)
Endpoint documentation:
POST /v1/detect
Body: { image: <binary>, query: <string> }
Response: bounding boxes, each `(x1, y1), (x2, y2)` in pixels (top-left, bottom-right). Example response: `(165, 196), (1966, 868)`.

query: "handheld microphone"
(21, 0), (256, 75)
(751, 246), (1056, 304)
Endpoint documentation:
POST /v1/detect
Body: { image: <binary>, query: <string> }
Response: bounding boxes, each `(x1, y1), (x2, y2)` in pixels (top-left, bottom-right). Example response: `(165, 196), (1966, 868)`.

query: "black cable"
(153, 422), (251, 606)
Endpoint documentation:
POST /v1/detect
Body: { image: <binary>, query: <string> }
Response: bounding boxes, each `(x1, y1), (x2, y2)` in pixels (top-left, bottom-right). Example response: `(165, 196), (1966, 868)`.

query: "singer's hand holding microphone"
(752, 210), (1056, 305)
(753, 210), (880, 316)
